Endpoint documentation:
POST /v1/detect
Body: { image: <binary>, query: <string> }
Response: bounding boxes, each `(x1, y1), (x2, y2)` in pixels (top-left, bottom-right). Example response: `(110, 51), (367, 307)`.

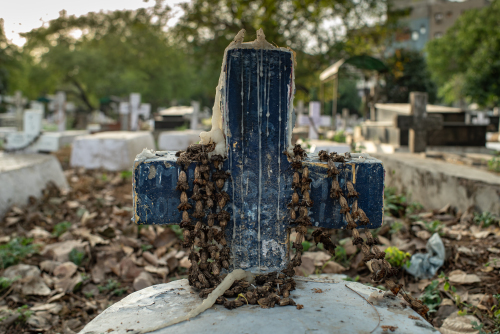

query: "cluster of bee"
(175, 144), (231, 293)
(283, 145), (338, 280)
(176, 143), (298, 310)
(318, 149), (429, 319)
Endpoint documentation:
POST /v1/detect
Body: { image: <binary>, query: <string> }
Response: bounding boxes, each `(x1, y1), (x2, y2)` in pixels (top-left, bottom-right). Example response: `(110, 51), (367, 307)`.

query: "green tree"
(18, 6), (196, 112)
(174, 0), (390, 102)
(383, 49), (436, 103)
(426, 0), (500, 107)
(0, 19), (21, 99)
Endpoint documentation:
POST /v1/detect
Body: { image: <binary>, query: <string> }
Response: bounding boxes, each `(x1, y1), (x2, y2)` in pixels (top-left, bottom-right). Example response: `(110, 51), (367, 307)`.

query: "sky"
(0, 0), (188, 46)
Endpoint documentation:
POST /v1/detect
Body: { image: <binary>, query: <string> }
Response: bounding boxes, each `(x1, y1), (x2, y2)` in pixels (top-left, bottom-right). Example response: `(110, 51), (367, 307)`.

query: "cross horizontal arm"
(133, 152), (384, 230)
(395, 114), (443, 130)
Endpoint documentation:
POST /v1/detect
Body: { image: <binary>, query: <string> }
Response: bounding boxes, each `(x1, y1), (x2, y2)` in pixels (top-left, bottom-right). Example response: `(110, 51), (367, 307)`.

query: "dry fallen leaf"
(439, 311), (481, 334)
(448, 270), (481, 284)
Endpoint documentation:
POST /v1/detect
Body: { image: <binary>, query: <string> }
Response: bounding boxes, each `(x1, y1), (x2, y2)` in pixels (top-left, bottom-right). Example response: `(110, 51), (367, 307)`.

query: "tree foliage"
(174, 0), (389, 101)
(1, 0), (401, 114)
(16, 5), (196, 112)
(0, 19), (21, 97)
(383, 49), (436, 103)
(426, 0), (500, 107)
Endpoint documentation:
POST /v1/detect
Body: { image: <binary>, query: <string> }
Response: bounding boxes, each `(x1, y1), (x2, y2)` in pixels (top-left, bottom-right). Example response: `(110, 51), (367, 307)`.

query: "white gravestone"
(0, 152), (68, 219)
(297, 101), (331, 140)
(472, 111), (490, 125)
(70, 131), (155, 171)
(4, 110), (85, 153)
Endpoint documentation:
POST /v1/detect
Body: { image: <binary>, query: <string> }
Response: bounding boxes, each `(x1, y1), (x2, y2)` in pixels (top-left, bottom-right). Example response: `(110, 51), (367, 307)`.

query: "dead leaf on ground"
(448, 270), (481, 284)
(439, 311), (481, 334)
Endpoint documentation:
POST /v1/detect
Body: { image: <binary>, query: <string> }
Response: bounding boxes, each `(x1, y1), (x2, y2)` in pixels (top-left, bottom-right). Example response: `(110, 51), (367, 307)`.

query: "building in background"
(387, 0), (490, 54)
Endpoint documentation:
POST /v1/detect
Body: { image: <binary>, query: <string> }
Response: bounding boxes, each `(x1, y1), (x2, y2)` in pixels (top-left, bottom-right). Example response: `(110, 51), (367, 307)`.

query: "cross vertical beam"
(409, 92), (428, 153)
(225, 48), (293, 272)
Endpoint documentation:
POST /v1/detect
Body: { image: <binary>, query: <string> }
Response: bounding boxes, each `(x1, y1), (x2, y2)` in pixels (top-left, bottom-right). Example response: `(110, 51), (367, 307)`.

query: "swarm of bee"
(176, 143), (297, 310)
(175, 142), (428, 319)
(317, 148), (429, 319)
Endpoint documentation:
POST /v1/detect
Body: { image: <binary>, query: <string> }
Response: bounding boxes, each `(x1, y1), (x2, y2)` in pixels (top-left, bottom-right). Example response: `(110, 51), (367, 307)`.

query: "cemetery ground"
(0, 148), (498, 334)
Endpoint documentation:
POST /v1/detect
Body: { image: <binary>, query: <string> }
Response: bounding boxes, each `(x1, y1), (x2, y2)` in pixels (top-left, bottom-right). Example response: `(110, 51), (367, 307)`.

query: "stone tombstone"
(342, 108), (350, 130)
(297, 101), (332, 139)
(133, 44), (384, 273)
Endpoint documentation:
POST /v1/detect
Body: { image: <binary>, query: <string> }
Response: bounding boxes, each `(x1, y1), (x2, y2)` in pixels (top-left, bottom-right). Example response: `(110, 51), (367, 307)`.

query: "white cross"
(119, 93), (151, 131)
(297, 101), (331, 139)
(472, 111), (490, 125)
(54, 91), (66, 132)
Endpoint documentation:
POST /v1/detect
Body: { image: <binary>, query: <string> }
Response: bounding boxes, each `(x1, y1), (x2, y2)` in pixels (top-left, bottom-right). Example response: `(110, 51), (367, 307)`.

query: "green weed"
(474, 212), (499, 227)
(120, 170), (133, 179)
(385, 247), (411, 268)
(0, 276), (19, 290)
(487, 157), (500, 173)
(16, 305), (33, 323)
(0, 238), (39, 269)
(169, 225), (184, 240)
(424, 220), (444, 235)
(69, 248), (86, 266)
(420, 280), (441, 313)
(389, 221), (404, 235)
(331, 130), (346, 143)
(52, 221), (72, 237)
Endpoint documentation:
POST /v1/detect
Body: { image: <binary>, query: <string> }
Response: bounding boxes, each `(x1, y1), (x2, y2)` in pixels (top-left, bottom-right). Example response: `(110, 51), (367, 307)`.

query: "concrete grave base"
(157, 130), (201, 151)
(373, 152), (500, 213)
(0, 152), (68, 219)
(70, 131), (155, 171)
(79, 277), (436, 334)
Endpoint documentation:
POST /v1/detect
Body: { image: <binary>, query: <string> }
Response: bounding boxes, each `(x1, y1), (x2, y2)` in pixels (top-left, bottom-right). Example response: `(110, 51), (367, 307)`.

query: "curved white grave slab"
(79, 277), (436, 334)
(0, 152), (68, 219)
(70, 131), (155, 171)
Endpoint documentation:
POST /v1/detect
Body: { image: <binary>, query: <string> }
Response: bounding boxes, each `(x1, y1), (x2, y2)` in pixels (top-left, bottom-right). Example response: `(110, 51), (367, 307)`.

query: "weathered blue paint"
(133, 48), (385, 273)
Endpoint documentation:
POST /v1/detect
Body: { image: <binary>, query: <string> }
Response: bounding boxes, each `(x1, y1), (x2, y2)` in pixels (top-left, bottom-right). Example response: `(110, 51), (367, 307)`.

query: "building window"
(420, 25), (427, 35)
(435, 12), (443, 23)
(412, 31), (419, 40)
(396, 28), (411, 42)
(434, 32), (442, 38)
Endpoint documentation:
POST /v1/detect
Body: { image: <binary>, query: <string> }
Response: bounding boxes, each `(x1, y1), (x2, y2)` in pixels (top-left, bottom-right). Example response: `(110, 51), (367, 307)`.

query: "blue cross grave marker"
(132, 32), (384, 274)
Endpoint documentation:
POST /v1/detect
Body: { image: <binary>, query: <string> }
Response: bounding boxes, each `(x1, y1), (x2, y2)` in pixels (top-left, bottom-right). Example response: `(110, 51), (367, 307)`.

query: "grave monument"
(81, 30), (434, 334)
(156, 101), (206, 151)
(359, 93), (491, 153)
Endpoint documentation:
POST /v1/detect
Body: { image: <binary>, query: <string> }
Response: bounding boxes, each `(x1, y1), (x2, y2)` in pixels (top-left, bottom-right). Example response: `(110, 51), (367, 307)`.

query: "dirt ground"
(0, 147), (499, 333)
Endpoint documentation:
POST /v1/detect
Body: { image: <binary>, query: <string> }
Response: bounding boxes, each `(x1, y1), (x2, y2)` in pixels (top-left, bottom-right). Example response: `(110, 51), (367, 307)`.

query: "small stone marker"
(395, 92), (443, 153)
(133, 46), (384, 273)
(297, 101), (332, 139)
(54, 91), (66, 132)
